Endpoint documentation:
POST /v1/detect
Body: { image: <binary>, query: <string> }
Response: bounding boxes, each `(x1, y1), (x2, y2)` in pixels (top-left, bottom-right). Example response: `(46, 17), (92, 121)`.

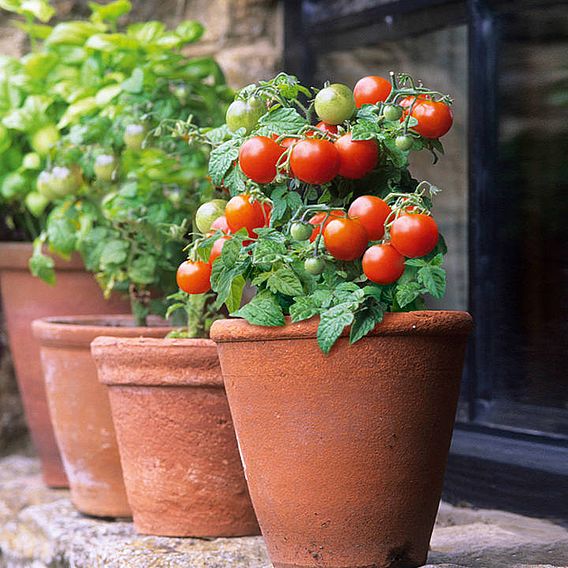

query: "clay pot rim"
(92, 336), (222, 387)
(211, 310), (473, 344)
(32, 314), (171, 348)
(0, 241), (85, 271)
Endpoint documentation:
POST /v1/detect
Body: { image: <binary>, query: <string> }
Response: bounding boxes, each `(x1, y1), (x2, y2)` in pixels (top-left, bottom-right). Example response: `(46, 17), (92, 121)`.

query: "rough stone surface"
(1, 457), (567, 567)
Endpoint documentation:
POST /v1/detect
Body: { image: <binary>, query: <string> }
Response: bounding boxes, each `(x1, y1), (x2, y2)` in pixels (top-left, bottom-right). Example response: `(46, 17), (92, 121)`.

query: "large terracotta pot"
(91, 336), (260, 537)
(211, 311), (473, 568)
(32, 316), (170, 517)
(0, 242), (127, 487)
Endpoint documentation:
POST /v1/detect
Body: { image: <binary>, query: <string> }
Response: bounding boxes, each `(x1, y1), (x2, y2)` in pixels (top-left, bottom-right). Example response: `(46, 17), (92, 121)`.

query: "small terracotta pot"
(91, 336), (260, 537)
(0, 242), (128, 487)
(211, 311), (473, 568)
(32, 316), (170, 517)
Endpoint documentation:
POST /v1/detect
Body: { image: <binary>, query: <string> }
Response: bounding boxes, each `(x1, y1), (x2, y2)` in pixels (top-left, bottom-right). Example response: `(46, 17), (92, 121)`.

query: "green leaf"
(128, 255), (156, 285)
(86, 33), (139, 51)
(233, 290), (284, 326)
(258, 107), (307, 134)
(290, 296), (318, 322)
(252, 238), (286, 264)
(317, 303), (354, 354)
(225, 274), (245, 313)
(46, 217), (76, 256)
(28, 250), (55, 285)
(121, 68), (144, 94)
(47, 22), (103, 46)
(267, 267), (303, 297)
(417, 265), (446, 299)
(127, 21), (165, 44)
(350, 304), (384, 344)
(223, 166), (245, 196)
(219, 236), (241, 269)
(208, 140), (239, 185)
(351, 118), (379, 141)
(395, 281), (424, 308)
(100, 239), (129, 267)
(57, 97), (98, 128)
(89, 0), (132, 23)
(95, 84), (121, 105)
(175, 20), (204, 43)
(21, 0), (54, 21)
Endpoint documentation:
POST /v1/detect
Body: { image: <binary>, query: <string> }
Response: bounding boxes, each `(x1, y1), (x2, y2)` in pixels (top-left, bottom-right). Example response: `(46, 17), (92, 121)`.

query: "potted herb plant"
(177, 72), (472, 567)
(10, 1), (233, 511)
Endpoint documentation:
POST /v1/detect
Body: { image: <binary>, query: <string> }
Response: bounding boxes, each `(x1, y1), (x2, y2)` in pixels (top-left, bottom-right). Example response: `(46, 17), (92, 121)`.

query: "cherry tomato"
(50, 165), (83, 197)
(395, 135), (413, 151)
(399, 94), (429, 115)
(31, 124), (60, 156)
(290, 139), (340, 185)
(195, 199), (227, 233)
(304, 257), (326, 275)
(362, 243), (405, 284)
(315, 121), (338, 134)
(347, 196), (391, 241)
(390, 213), (439, 258)
(335, 133), (378, 179)
(210, 215), (230, 234)
(176, 261), (212, 294)
(124, 124), (145, 150)
(238, 136), (284, 184)
(279, 137), (297, 150)
(209, 236), (231, 264)
(323, 217), (368, 261)
(410, 100), (453, 139)
(226, 97), (264, 134)
(94, 155), (117, 182)
(383, 104), (403, 121)
(308, 210), (345, 242)
(290, 222), (313, 241)
(314, 84), (356, 125)
(225, 194), (271, 236)
(353, 76), (392, 108)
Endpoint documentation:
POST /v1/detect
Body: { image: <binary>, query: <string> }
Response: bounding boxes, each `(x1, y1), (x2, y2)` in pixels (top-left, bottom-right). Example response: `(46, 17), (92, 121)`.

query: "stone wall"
(0, 0), (283, 453)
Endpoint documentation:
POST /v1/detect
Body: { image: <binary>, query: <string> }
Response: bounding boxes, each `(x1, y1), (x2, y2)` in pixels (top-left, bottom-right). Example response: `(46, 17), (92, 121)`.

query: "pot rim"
(92, 336), (222, 388)
(32, 314), (171, 348)
(211, 310), (473, 344)
(0, 241), (85, 271)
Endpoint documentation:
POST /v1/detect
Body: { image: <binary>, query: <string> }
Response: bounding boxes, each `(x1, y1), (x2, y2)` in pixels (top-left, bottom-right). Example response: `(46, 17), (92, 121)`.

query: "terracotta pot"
(91, 336), (260, 537)
(0, 242), (128, 487)
(32, 316), (170, 517)
(211, 311), (473, 568)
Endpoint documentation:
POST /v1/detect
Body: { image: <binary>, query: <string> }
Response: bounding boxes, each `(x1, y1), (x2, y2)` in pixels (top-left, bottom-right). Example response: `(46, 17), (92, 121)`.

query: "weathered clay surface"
(1, 456), (568, 568)
(0, 242), (128, 487)
(211, 312), (473, 568)
(92, 337), (259, 537)
(32, 317), (170, 518)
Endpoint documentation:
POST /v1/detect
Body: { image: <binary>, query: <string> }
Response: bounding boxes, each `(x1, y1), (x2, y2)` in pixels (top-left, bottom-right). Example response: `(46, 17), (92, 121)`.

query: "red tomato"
(323, 217), (368, 261)
(399, 94), (428, 114)
(308, 209), (345, 242)
(390, 213), (439, 258)
(238, 136), (284, 183)
(225, 194), (271, 237)
(279, 137), (297, 150)
(362, 243), (405, 284)
(315, 121), (338, 134)
(290, 139), (340, 185)
(347, 195), (391, 240)
(176, 261), (212, 294)
(210, 215), (230, 234)
(353, 76), (392, 108)
(410, 100), (453, 139)
(209, 236), (231, 264)
(335, 133), (378, 179)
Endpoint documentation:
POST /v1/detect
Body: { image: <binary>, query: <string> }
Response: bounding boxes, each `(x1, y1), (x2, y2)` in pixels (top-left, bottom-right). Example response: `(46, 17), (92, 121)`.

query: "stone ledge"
(1, 456), (567, 567)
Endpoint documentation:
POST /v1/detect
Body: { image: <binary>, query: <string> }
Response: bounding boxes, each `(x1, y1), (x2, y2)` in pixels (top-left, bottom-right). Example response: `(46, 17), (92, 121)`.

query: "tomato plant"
(290, 139), (340, 185)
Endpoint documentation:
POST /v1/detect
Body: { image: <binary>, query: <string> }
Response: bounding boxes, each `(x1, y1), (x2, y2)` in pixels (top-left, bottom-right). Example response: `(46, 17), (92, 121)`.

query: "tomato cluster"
(299, 195), (439, 285)
(177, 193), (272, 295)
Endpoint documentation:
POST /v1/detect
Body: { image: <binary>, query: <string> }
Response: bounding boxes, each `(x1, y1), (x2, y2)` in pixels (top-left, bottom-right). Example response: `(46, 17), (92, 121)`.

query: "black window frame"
(284, 0), (568, 523)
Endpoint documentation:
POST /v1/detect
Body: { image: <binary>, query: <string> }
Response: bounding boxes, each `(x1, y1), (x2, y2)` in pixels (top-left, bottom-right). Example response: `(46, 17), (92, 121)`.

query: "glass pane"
(482, 5), (568, 435)
(314, 26), (469, 310)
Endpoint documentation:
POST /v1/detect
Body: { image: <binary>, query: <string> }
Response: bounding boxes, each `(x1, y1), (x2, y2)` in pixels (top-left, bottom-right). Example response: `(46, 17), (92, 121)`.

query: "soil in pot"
(91, 336), (260, 537)
(211, 311), (473, 568)
(32, 315), (170, 517)
(0, 242), (128, 487)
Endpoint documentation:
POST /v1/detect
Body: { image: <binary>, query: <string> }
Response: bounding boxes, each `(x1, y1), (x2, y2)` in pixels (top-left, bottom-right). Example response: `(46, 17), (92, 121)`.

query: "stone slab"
(1, 456), (567, 567)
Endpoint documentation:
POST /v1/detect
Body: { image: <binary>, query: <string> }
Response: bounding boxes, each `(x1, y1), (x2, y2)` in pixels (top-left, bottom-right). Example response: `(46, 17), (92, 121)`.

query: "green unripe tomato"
(94, 154), (117, 182)
(37, 170), (57, 200)
(290, 222), (313, 241)
(31, 124), (60, 156)
(383, 105), (403, 121)
(195, 199), (228, 233)
(395, 135), (414, 151)
(226, 97), (264, 134)
(124, 124), (146, 150)
(1, 172), (28, 201)
(50, 165), (83, 197)
(25, 191), (49, 217)
(304, 257), (326, 275)
(314, 84), (356, 125)
(22, 152), (42, 170)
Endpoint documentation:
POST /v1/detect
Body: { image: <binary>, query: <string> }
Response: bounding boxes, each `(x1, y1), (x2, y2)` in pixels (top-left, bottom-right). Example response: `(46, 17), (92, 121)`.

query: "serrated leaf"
(351, 119), (378, 141)
(290, 296), (318, 322)
(233, 290), (284, 326)
(219, 237), (241, 269)
(128, 255), (156, 284)
(208, 140), (238, 185)
(317, 303), (354, 354)
(417, 265), (446, 299)
(267, 267), (303, 297)
(350, 304), (384, 344)
(395, 281), (424, 308)
(225, 275), (245, 313)
(46, 217), (77, 256)
(223, 166), (246, 196)
(258, 107), (307, 134)
(100, 239), (129, 267)
(29, 251), (55, 285)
